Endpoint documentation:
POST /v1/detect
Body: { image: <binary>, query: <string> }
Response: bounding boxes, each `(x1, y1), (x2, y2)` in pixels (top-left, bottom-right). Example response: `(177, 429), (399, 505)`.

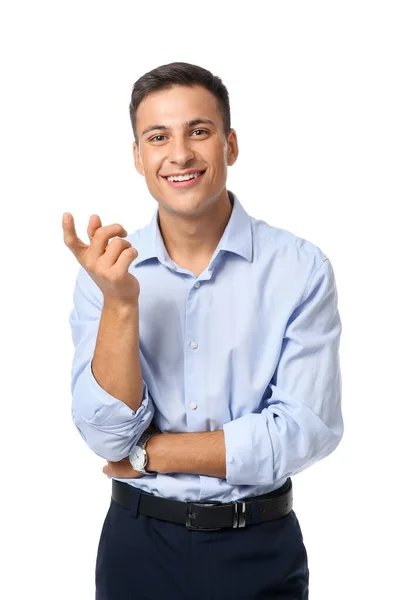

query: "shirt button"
(194, 282), (200, 288)
(191, 341), (198, 349)
(189, 401), (197, 410)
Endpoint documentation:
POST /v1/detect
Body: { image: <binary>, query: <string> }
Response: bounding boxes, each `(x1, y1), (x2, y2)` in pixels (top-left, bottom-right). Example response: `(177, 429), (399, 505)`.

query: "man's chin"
(156, 193), (212, 217)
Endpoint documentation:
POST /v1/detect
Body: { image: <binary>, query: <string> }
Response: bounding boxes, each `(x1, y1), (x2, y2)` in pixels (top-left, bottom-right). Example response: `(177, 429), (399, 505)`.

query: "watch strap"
(138, 429), (159, 450)
(131, 429), (160, 474)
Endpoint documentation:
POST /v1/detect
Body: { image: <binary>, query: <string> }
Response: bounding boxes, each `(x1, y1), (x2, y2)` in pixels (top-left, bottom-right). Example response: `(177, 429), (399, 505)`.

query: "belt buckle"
(185, 501), (247, 530)
(186, 501), (223, 531)
(232, 502), (247, 529)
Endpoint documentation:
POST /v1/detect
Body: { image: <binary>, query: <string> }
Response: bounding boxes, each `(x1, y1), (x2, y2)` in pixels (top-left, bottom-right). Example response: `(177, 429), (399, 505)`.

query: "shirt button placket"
(188, 341), (199, 416)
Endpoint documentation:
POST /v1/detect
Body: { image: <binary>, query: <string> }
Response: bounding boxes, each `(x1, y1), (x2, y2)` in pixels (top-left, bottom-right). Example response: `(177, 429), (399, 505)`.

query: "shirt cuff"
(71, 360), (154, 460)
(84, 359), (150, 424)
(223, 413), (273, 486)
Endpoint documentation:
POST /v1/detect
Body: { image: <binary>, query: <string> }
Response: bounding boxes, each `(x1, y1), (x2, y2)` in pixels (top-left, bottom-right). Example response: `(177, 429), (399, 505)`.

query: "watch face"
(130, 447), (146, 470)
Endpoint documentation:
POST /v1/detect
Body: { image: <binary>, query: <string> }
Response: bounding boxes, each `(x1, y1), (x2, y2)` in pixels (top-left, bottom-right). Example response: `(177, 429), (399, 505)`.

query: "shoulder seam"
(301, 257), (330, 303)
(255, 225), (327, 261)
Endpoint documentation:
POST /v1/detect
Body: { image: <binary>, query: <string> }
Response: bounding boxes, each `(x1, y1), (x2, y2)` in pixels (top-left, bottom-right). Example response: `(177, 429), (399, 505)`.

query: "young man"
(63, 62), (343, 599)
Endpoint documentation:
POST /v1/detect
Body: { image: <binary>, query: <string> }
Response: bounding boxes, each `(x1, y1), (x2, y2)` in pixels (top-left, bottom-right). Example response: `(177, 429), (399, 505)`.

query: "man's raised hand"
(62, 213), (140, 306)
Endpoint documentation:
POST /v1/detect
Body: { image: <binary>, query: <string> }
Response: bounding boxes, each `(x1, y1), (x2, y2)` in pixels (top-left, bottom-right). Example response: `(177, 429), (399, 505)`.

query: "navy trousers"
(95, 486), (309, 600)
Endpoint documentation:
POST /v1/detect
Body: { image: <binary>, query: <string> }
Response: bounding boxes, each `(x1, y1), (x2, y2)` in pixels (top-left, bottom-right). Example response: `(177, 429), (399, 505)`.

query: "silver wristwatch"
(129, 429), (159, 475)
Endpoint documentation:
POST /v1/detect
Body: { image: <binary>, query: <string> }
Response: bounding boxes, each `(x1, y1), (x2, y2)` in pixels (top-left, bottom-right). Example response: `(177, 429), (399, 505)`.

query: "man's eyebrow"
(140, 118), (216, 137)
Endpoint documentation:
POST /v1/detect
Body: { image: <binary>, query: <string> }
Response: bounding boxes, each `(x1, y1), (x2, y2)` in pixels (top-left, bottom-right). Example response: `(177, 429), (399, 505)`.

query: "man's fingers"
(102, 457), (141, 478)
(113, 246), (138, 272)
(87, 214), (102, 241)
(89, 223), (129, 260)
(62, 213), (89, 262)
(63, 213), (129, 265)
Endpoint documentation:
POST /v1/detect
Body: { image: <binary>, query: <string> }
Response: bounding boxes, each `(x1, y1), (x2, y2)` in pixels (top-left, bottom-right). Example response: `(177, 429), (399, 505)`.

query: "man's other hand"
(102, 457), (143, 479)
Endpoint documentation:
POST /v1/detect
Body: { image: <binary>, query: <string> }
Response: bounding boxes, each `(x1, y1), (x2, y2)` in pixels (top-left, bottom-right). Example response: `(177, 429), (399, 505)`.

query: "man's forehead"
(137, 86), (220, 122)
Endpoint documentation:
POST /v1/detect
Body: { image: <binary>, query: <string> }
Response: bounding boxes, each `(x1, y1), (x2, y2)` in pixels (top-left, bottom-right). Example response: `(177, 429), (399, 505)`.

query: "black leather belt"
(111, 478), (293, 531)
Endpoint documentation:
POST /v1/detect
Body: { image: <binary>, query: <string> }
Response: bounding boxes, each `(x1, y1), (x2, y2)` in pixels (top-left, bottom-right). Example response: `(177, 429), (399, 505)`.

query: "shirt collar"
(134, 190), (253, 269)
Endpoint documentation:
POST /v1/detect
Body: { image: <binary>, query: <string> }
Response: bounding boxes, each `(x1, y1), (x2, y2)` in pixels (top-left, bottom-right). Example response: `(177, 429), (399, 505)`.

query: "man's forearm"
(146, 431), (226, 479)
(91, 300), (144, 412)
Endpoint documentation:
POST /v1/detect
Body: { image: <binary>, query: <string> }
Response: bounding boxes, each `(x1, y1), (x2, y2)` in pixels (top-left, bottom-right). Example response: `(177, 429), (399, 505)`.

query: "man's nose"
(168, 136), (195, 166)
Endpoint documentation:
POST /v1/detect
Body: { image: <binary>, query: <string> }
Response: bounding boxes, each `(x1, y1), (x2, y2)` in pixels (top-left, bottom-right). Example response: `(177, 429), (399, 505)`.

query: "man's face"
(133, 84), (238, 217)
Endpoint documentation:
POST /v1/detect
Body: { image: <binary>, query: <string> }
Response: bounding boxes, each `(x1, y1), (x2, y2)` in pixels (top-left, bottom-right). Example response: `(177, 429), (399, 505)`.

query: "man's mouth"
(161, 170), (206, 188)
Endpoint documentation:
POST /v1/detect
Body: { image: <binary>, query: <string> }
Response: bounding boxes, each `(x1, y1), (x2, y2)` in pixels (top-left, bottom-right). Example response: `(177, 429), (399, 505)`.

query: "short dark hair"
(129, 62), (231, 143)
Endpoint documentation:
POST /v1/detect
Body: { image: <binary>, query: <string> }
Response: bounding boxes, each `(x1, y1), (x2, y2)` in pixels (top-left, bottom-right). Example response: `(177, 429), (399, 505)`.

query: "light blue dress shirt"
(69, 190), (343, 502)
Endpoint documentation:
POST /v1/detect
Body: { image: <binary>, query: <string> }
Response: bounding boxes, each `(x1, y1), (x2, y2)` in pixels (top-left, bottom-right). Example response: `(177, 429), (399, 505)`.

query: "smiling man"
(132, 83), (238, 278)
(64, 62), (343, 600)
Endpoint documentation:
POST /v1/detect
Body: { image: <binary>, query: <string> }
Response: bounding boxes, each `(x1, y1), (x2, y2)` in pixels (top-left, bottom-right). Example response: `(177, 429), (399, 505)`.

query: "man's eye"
(149, 135), (166, 142)
(149, 130), (208, 142)
(192, 129), (208, 136)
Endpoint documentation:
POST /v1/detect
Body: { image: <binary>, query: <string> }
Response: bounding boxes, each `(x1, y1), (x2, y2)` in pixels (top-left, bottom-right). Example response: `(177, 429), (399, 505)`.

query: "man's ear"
(227, 129), (239, 167)
(133, 142), (144, 176)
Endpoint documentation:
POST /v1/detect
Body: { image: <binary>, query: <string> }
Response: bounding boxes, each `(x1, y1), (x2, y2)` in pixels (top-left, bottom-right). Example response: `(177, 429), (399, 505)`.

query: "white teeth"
(167, 172), (203, 182)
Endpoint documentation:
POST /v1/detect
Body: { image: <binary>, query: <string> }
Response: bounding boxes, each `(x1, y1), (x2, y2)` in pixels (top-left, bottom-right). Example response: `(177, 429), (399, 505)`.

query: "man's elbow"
(71, 412), (147, 462)
(318, 419), (344, 462)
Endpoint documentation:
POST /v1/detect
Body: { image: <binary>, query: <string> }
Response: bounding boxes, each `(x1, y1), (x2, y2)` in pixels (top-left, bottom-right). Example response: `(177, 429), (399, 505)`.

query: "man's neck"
(157, 189), (233, 266)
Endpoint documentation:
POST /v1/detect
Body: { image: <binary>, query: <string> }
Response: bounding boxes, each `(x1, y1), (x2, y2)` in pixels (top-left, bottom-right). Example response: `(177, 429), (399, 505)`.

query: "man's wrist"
(145, 433), (164, 474)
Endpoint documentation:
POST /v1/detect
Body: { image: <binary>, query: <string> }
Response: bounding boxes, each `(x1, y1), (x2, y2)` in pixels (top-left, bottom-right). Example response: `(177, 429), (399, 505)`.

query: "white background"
(1, 1), (399, 598)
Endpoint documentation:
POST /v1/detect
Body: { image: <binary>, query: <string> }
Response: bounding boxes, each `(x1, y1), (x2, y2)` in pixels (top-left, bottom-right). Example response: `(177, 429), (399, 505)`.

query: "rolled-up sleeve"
(223, 258), (343, 486)
(69, 266), (154, 461)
